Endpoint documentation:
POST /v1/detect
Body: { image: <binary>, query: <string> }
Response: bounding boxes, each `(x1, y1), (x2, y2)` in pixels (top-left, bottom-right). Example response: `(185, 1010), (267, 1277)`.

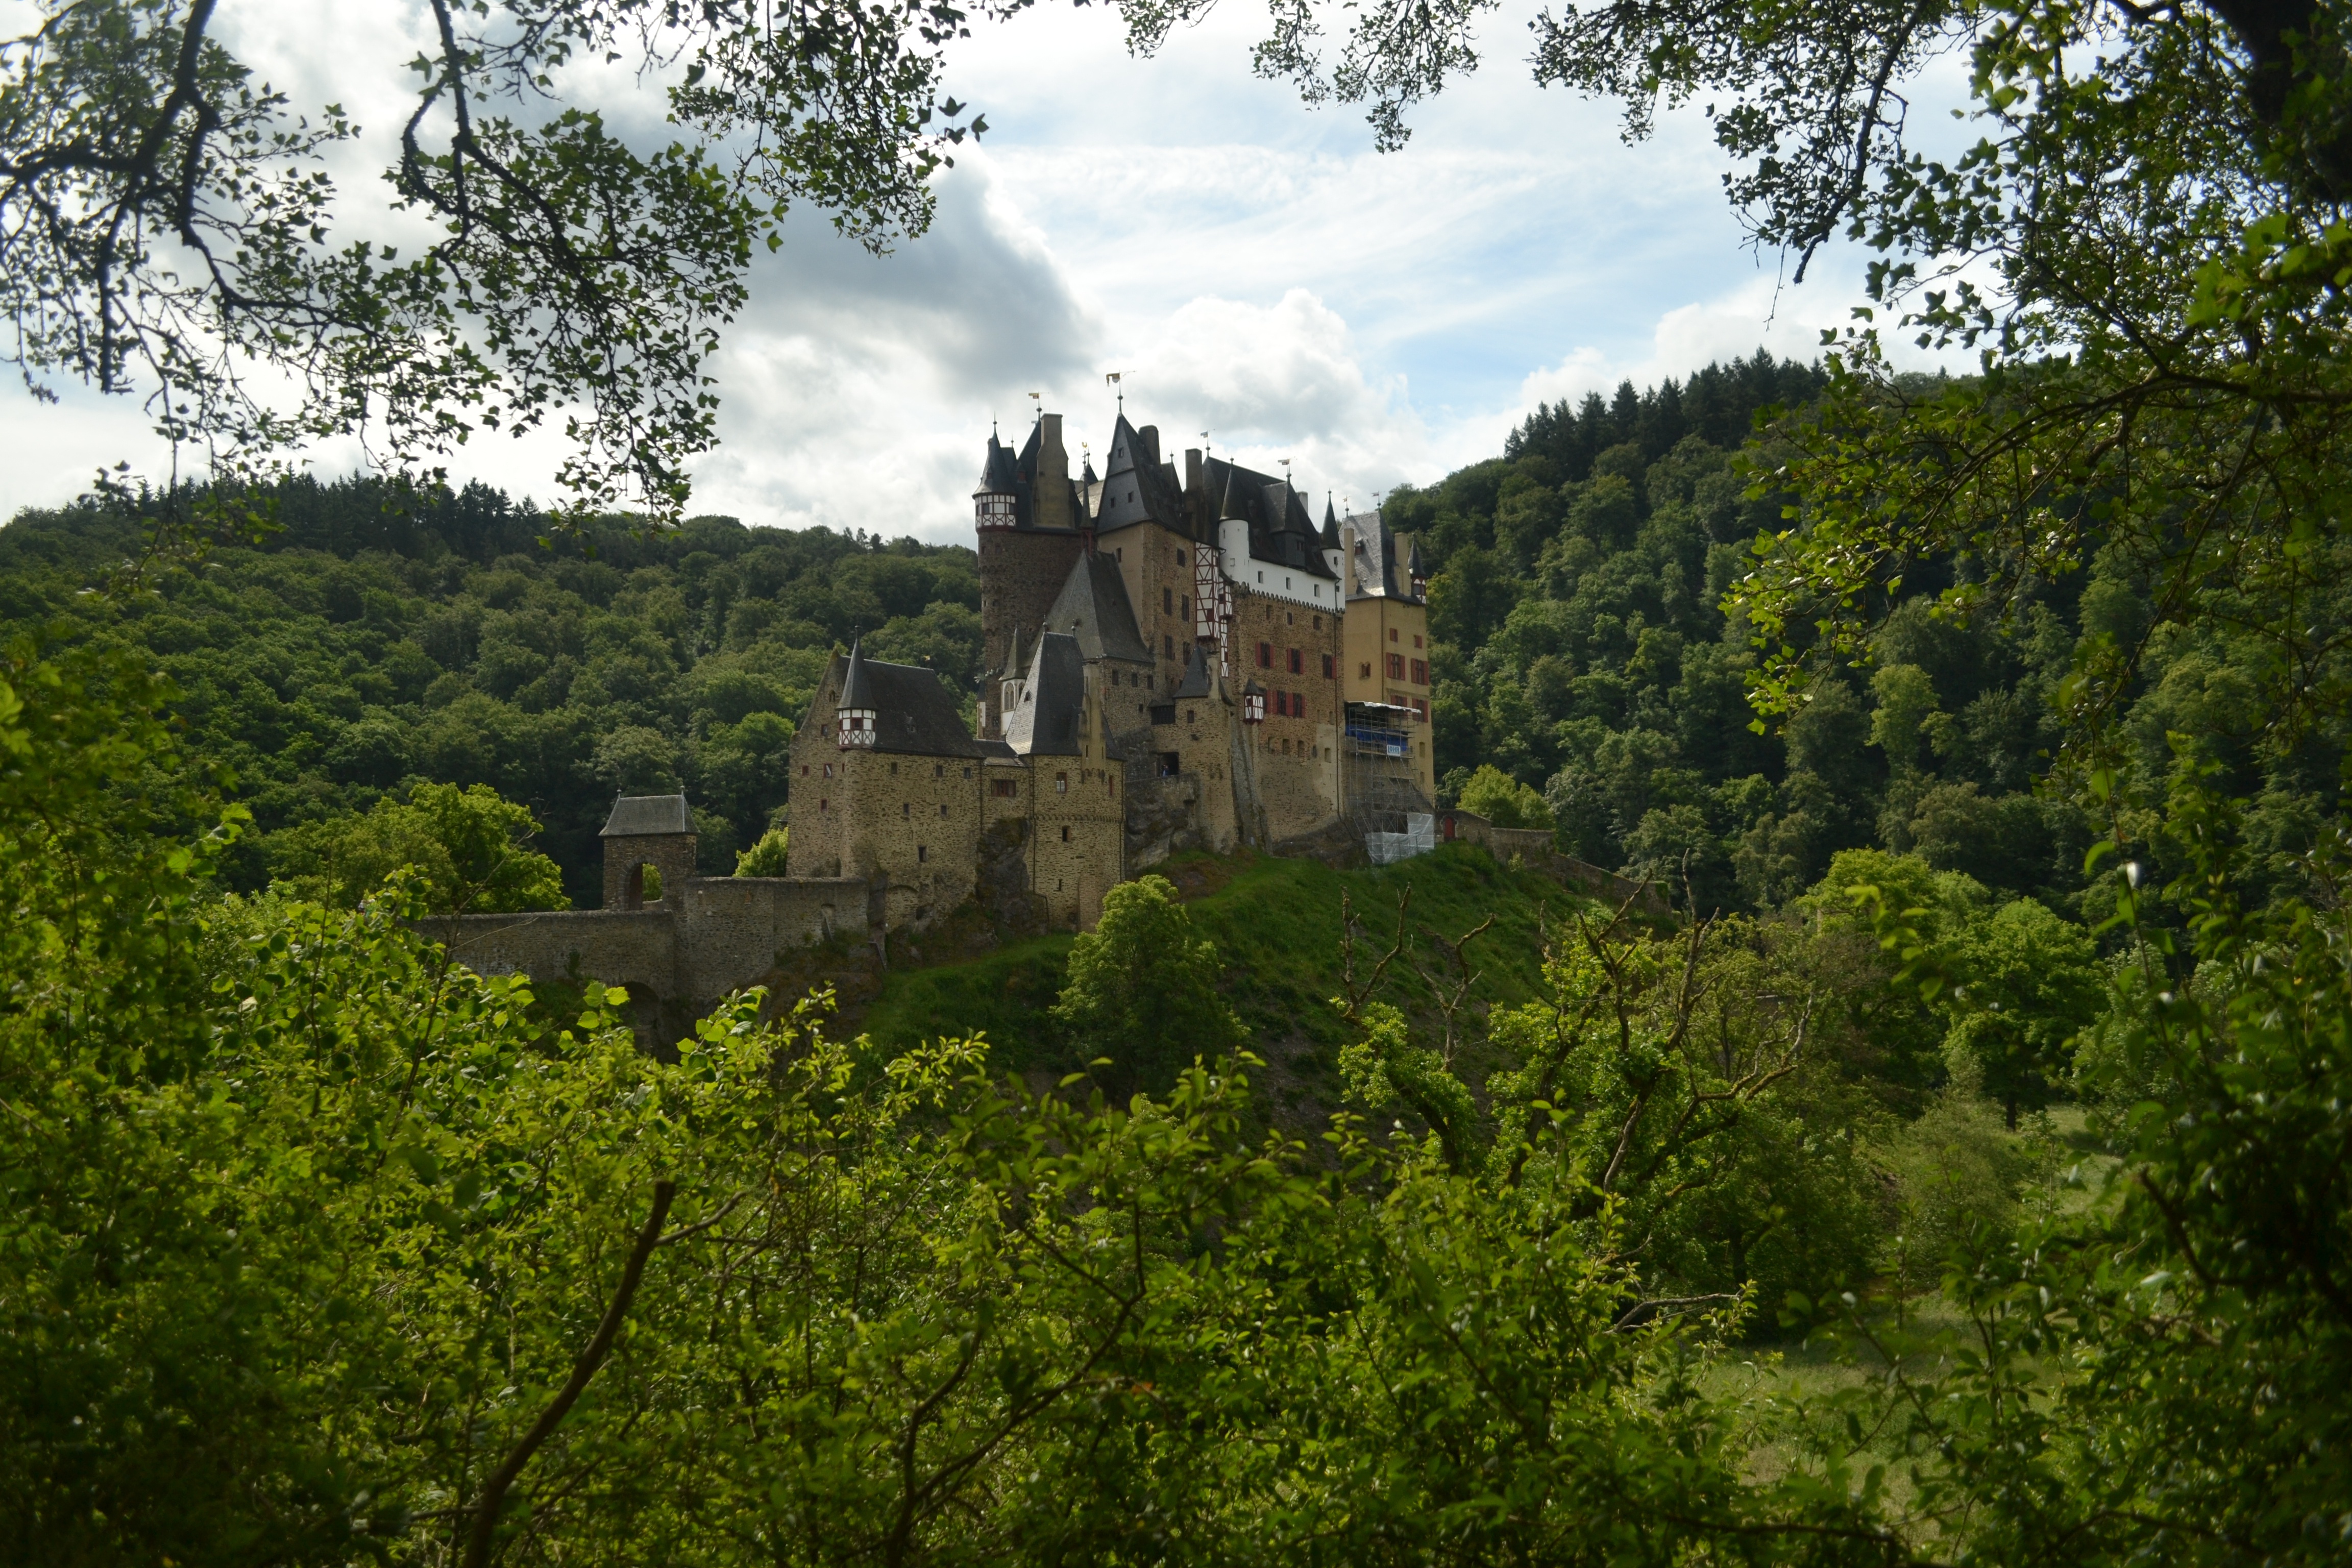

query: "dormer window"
(974, 488), (1015, 529)
(837, 707), (877, 748)
(1243, 690), (1266, 723)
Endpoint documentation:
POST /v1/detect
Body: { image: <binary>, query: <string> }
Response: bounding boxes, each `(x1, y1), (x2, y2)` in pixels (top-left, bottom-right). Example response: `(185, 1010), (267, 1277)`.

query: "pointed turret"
(836, 641), (877, 749)
(1319, 494), (1343, 579)
(973, 433), (1021, 530)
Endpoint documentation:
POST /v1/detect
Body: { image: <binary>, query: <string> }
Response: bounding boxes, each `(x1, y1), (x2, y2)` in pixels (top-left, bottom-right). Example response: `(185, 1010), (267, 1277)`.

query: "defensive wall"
(1437, 808), (1671, 918)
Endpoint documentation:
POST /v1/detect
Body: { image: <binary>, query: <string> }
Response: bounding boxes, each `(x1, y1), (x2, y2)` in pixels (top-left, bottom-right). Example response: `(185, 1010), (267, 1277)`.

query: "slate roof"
(1341, 509), (1424, 604)
(1001, 632), (1088, 757)
(1040, 551), (1152, 665)
(601, 794), (693, 837)
(827, 644), (993, 757)
(1203, 455), (1338, 581)
(1093, 415), (1193, 537)
(973, 428), (1034, 527)
(1171, 643), (1216, 699)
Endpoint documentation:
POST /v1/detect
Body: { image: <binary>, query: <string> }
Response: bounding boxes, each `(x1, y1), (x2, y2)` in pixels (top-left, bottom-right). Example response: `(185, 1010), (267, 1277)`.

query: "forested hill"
(3, 348), (2309, 921)
(0, 478), (982, 904)
(1389, 350), (2115, 919)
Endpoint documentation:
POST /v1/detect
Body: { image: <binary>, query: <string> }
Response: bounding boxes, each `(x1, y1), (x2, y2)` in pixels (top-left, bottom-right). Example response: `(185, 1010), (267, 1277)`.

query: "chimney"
(1139, 425), (1160, 468)
(1036, 412), (1070, 530)
(1185, 448), (1204, 532)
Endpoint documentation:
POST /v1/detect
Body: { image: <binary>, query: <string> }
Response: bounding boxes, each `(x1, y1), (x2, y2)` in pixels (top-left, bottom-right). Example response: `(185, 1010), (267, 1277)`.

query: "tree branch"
(462, 1178), (676, 1568)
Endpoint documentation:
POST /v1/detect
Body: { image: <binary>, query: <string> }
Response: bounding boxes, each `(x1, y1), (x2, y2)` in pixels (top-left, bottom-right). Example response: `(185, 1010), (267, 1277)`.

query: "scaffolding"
(1345, 701), (1434, 861)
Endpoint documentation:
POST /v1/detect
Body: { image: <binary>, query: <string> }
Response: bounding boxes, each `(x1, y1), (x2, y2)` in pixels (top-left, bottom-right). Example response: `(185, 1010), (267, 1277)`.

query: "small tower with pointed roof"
(974, 410), (1086, 741)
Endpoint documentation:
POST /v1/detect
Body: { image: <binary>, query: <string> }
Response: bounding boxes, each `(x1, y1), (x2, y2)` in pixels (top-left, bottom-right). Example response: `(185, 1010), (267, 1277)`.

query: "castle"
(783, 409), (1437, 928)
(422, 407), (1451, 1030)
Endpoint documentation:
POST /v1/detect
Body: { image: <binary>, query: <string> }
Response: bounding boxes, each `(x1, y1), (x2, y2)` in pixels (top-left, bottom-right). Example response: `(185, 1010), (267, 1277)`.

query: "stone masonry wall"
(1232, 588), (1343, 840)
(978, 527), (1086, 737)
(838, 749), (986, 930)
(1107, 522), (1204, 693)
(786, 662), (850, 877)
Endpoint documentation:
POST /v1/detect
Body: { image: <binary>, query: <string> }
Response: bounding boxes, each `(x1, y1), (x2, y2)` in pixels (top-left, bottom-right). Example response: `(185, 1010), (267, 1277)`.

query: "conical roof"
(974, 433), (1018, 496)
(839, 639), (873, 709)
(1319, 495), (1340, 549)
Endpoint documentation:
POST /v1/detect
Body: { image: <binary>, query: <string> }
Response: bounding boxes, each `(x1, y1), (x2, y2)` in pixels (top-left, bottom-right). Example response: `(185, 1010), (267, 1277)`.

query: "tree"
(1052, 874), (1244, 1095)
(1943, 895), (2105, 1127)
(268, 779), (566, 913)
(1, 0), (991, 518)
(734, 824), (789, 875)
(1456, 762), (1553, 829)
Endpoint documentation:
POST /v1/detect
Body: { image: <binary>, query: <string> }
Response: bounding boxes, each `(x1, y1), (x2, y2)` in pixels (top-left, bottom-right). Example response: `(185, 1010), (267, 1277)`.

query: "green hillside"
(853, 843), (1601, 1120)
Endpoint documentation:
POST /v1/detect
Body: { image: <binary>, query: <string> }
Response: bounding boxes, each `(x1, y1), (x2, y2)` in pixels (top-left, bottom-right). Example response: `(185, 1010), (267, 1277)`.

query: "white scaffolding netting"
(1365, 813), (1436, 866)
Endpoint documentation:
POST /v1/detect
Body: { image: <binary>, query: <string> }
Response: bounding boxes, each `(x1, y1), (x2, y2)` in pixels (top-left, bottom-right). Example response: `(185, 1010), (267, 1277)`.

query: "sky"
(0, 0), (1963, 544)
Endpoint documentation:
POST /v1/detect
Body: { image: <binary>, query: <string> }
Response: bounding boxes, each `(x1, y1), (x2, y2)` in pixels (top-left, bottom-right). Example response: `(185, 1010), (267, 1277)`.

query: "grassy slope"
(855, 843), (1606, 1123)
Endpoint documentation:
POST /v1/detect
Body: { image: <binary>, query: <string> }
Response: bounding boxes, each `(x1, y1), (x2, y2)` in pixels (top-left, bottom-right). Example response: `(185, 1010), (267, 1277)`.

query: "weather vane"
(1104, 370), (1123, 412)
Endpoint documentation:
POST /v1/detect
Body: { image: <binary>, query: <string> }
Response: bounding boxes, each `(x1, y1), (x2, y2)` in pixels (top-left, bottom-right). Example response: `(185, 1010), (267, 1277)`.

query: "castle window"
(1322, 653), (1335, 678)
(1257, 641), (1271, 668)
(890, 761), (899, 775)
(939, 803), (949, 817)
(902, 802), (910, 818)
(934, 763), (944, 778)
(1180, 595), (1189, 619)
(824, 762), (833, 778)
(962, 766), (971, 778)
(1388, 653), (1406, 679)
(1285, 576), (1292, 591)
(1287, 648), (1301, 674)
(1411, 659), (1428, 684)
(1060, 825), (1070, 842)
(1056, 772), (1068, 793)
(1283, 738), (1292, 754)
(1176, 548), (1185, 566)
(1164, 634), (1174, 659)
(1257, 571), (1263, 583)
(917, 845), (927, 863)
(1312, 615), (1321, 629)
(993, 778), (1016, 797)
(820, 798), (828, 811)
(1414, 633), (1424, 648)
(1359, 662), (1371, 679)
(1186, 709), (1195, 724)
(1163, 586), (1172, 614)
(1413, 697), (1429, 721)
(801, 765), (809, 776)
(1389, 628), (1399, 642)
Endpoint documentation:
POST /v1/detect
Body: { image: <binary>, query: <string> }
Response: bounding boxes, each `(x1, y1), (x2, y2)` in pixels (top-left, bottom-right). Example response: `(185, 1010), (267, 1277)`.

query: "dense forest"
(11, 349), (2302, 925)
(5, 349), (2339, 957)
(1387, 351), (2342, 921)
(0, 481), (984, 904)
(6, 357), (2349, 1565)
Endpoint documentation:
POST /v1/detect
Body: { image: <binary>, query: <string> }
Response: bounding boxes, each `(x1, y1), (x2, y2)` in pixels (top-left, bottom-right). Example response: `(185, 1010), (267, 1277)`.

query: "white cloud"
(0, 0), (1973, 541)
